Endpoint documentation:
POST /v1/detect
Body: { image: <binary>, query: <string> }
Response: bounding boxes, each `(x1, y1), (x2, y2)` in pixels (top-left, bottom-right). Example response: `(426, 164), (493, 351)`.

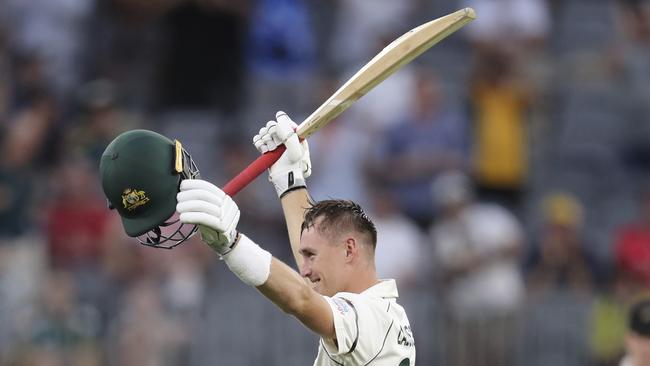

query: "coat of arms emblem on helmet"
(122, 188), (149, 211)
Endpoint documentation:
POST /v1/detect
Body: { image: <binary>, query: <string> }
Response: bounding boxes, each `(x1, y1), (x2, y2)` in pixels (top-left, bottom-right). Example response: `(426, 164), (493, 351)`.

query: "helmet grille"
(137, 144), (201, 249)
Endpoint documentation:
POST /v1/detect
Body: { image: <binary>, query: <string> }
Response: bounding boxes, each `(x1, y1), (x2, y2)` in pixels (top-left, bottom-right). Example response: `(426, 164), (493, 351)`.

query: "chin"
(313, 283), (328, 296)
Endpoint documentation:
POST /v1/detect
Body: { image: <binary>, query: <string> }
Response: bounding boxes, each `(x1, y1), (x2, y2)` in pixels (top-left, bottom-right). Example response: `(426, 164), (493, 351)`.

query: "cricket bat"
(222, 7), (476, 196)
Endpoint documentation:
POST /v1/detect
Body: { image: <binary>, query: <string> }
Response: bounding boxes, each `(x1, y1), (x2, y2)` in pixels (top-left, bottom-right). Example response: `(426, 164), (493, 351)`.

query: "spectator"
(368, 69), (469, 228)
(0, 93), (58, 238)
(614, 0), (650, 172)
(44, 156), (111, 271)
(13, 270), (101, 366)
(245, 0), (317, 129)
(469, 48), (531, 213)
(368, 184), (425, 290)
(590, 270), (638, 366)
(591, 187), (650, 366)
(3, 0), (94, 99)
(614, 190), (650, 290)
(66, 79), (138, 163)
(429, 171), (524, 366)
(307, 76), (374, 207)
(109, 278), (183, 366)
(327, 0), (416, 72)
(7, 52), (50, 112)
(83, 0), (171, 111)
(620, 297), (650, 366)
(613, 0), (650, 106)
(526, 192), (596, 295)
(461, 0), (550, 52)
(156, 1), (248, 116)
(324, 1), (419, 133)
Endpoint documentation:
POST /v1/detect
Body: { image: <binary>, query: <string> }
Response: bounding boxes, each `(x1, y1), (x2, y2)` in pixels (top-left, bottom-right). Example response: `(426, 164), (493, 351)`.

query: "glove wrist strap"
(272, 169), (306, 198)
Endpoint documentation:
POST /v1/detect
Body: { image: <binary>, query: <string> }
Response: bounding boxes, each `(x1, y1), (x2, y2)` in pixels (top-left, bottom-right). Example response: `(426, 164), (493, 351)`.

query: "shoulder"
(329, 292), (384, 318)
(327, 292), (413, 354)
(328, 289), (400, 329)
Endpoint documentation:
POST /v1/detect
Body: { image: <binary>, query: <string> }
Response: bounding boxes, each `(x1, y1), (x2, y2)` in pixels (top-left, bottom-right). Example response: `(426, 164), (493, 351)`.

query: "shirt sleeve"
(321, 295), (360, 356)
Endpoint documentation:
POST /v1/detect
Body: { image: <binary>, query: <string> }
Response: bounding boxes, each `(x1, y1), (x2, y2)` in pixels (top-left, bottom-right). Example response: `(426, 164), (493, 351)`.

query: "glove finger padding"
(223, 198), (240, 234)
(251, 111), (311, 197)
(275, 111), (298, 137)
(253, 121), (287, 154)
(260, 127), (278, 152)
(179, 211), (223, 232)
(176, 179), (240, 254)
(275, 111), (306, 165)
(253, 133), (268, 153)
(177, 200), (222, 219)
(301, 140), (312, 178)
(177, 190), (224, 209)
(179, 179), (225, 197)
(266, 121), (284, 146)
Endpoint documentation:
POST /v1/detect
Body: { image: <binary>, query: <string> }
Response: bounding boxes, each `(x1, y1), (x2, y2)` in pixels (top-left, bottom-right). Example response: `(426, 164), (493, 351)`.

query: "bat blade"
(222, 8), (476, 196)
(297, 7), (476, 139)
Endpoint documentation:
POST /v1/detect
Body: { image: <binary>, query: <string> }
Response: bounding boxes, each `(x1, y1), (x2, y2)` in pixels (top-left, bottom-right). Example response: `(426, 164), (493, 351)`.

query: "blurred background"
(0, 0), (649, 365)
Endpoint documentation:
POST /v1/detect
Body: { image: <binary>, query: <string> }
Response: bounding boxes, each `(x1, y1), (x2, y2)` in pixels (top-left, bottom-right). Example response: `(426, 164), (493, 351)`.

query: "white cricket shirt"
(313, 279), (416, 366)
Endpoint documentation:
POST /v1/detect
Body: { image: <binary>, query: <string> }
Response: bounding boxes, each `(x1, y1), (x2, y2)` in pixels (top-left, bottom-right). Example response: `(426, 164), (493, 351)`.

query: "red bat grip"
(222, 145), (286, 196)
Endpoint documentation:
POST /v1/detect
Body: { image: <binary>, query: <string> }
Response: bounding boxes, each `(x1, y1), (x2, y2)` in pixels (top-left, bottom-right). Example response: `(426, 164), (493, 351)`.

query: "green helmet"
(100, 129), (200, 249)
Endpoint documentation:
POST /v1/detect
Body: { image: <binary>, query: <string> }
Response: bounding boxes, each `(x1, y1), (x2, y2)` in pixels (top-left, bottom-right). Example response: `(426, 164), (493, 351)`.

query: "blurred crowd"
(0, 0), (649, 365)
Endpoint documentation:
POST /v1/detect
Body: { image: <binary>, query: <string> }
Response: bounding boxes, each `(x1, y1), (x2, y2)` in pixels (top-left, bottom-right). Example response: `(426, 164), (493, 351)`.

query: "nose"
(299, 262), (311, 278)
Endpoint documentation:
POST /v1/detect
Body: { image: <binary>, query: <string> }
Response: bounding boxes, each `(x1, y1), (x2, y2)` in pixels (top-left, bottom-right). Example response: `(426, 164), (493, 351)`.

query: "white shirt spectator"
(431, 203), (524, 315)
(346, 65), (418, 132)
(374, 214), (424, 287)
(308, 118), (372, 208)
(462, 0), (550, 44)
(328, 0), (416, 71)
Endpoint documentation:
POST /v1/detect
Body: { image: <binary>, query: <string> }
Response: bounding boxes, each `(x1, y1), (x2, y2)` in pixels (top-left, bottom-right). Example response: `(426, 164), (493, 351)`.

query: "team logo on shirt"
(397, 325), (414, 347)
(332, 298), (351, 315)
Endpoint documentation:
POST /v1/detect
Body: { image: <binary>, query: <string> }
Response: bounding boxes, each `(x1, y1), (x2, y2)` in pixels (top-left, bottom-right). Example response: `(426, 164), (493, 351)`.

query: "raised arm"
(280, 188), (311, 268)
(259, 257), (334, 338)
(252, 111), (312, 268)
(176, 179), (334, 339)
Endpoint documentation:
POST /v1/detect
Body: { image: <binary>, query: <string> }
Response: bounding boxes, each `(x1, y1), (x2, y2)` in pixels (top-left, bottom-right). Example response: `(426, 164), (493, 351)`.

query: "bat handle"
(222, 145), (287, 196)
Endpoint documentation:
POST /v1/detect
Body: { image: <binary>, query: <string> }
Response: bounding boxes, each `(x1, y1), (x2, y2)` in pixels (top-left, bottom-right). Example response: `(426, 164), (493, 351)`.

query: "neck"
(346, 266), (379, 294)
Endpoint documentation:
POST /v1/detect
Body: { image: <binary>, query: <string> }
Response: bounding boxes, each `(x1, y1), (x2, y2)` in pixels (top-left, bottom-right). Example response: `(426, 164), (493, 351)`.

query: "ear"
(344, 237), (357, 263)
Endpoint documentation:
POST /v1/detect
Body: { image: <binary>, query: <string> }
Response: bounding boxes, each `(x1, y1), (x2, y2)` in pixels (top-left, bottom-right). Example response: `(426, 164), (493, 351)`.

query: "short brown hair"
(301, 199), (377, 248)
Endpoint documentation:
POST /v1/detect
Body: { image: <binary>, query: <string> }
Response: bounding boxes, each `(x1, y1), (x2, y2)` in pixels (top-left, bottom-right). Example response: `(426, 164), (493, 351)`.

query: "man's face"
(299, 226), (346, 297)
(628, 333), (650, 366)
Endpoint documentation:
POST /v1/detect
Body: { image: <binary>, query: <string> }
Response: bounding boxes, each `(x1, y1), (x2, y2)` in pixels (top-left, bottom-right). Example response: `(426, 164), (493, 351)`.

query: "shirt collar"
(361, 279), (399, 299)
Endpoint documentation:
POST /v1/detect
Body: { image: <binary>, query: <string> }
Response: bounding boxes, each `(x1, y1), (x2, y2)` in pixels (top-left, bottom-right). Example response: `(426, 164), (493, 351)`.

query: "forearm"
(252, 112), (311, 267)
(257, 258), (335, 339)
(280, 187), (311, 268)
(220, 235), (334, 338)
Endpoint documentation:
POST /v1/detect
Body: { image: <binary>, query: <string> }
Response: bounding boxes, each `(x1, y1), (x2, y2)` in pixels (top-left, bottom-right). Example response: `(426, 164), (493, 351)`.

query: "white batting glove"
(253, 111), (311, 197)
(176, 179), (240, 256)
